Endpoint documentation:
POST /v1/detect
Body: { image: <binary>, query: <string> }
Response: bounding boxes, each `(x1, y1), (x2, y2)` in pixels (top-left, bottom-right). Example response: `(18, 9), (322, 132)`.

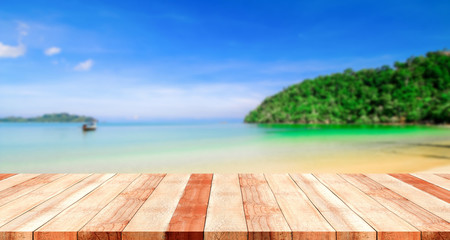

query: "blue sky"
(1, 0), (449, 120)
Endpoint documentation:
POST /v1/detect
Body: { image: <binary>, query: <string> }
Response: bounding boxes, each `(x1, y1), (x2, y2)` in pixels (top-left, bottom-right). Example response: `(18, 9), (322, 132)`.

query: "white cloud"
(74, 59), (94, 71)
(0, 79), (266, 119)
(44, 47), (61, 56)
(0, 42), (26, 58)
(0, 22), (29, 58)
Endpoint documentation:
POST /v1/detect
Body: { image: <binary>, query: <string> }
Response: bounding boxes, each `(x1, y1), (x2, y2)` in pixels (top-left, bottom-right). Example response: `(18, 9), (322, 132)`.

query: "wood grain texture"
(341, 174), (450, 240)
(366, 174), (450, 222)
(167, 174), (213, 240)
(315, 173), (419, 240)
(0, 174), (40, 192)
(0, 174), (65, 206)
(34, 174), (140, 240)
(412, 173), (450, 191)
(78, 174), (165, 240)
(290, 174), (375, 240)
(122, 174), (191, 240)
(204, 174), (247, 240)
(0, 173), (447, 240)
(239, 174), (291, 240)
(266, 174), (335, 240)
(0, 174), (16, 182)
(0, 174), (88, 228)
(0, 174), (113, 240)
(390, 173), (450, 203)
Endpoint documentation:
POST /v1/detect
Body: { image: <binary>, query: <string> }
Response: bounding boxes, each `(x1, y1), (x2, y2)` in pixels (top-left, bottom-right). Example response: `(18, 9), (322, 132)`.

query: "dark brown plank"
(390, 173), (450, 203)
(167, 174), (213, 240)
(0, 174), (16, 182)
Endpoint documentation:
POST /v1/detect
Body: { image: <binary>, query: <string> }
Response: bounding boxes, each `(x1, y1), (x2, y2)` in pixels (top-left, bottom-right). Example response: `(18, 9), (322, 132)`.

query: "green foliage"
(0, 113), (97, 123)
(245, 51), (450, 124)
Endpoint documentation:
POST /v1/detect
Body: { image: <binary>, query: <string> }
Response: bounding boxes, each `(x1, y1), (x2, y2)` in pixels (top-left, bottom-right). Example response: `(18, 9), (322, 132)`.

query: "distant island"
(245, 50), (450, 124)
(0, 113), (97, 123)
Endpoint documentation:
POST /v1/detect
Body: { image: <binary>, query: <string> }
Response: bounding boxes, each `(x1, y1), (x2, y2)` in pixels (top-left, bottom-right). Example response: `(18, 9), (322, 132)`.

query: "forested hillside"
(245, 51), (450, 124)
(0, 113), (97, 122)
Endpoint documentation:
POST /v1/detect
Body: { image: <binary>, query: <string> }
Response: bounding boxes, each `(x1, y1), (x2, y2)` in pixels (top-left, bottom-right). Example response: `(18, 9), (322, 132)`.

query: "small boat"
(82, 121), (97, 131)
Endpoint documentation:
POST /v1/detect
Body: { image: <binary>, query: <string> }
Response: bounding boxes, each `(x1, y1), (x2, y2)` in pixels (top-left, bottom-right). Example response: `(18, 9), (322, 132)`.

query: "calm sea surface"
(0, 122), (449, 172)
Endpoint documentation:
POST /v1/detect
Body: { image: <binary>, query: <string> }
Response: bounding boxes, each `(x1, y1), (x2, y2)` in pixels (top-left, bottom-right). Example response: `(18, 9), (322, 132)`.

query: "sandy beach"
(140, 140), (450, 173)
(1, 123), (449, 173)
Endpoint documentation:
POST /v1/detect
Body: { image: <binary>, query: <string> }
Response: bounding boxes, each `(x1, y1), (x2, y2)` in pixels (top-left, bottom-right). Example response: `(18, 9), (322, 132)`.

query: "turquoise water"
(0, 122), (449, 172)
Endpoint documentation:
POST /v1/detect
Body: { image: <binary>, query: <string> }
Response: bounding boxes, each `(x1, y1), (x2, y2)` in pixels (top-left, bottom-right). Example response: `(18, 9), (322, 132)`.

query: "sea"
(0, 122), (449, 172)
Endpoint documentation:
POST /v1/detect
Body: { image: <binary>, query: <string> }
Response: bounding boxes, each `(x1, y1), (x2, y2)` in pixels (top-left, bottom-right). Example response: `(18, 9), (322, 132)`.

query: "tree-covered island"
(245, 50), (450, 124)
(0, 113), (97, 123)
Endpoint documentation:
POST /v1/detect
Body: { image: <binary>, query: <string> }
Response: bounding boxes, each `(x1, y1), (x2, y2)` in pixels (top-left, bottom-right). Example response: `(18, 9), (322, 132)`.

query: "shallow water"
(0, 122), (449, 172)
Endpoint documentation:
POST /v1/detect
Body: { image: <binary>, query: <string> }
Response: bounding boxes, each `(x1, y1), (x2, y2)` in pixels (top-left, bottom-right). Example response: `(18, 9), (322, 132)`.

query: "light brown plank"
(0, 174), (16, 181)
(0, 174), (40, 192)
(290, 173), (375, 240)
(34, 174), (140, 240)
(412, 173), (450, 191)
(0, 174), (65, 206)
(204, 174), (247, 240)
(0, 174), (88, 228)
(266, 174), (335, 240)
(390, 174), (450, 203)
(239, 174), (291, 240)
(366, 174), (450, 222)
(78, 174), (165, 240)
(315, 173), (419, 240)
(167, 174), (213, 240)
(341, 174), (450, 240)
(0, 174), (114, 240)
(122, 174), (190, 240)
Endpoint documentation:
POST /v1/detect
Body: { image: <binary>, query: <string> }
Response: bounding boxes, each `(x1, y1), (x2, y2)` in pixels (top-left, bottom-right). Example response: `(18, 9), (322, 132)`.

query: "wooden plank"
(290, 173), (375, 240)
(122, 174), (190, 240)
(0, 174), (88, 228)
(437, 173), (450, 180)
(414, 173), (450, 191)
(390, 174), (450, 203)
(204, 174), (247, 240)
(265, 174), (335, 240)
(34, 174), (140, 240)
(0, 174), (40, 192)
(167, 174), (213, 240)
(0, 174), (16, 181)
(315, 173), (419, 240)
(341, 174), (450, 240)
(0, 174), (64, 206)
(239, 174), (291, 240)
(78, 174), (165, 240)
(411, 173), (450, 191)
(366, 174), (450, 222)
(0, 174), (114, 240)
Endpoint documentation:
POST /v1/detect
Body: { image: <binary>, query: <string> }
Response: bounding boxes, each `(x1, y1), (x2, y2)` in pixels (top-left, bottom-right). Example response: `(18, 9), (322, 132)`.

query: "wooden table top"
(0, 173), (448, 240)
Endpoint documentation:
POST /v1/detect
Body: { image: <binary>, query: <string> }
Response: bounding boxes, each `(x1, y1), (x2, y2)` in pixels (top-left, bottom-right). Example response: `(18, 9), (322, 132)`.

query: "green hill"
(245, 50), (450, 124)
(0, 113), (97, 123)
